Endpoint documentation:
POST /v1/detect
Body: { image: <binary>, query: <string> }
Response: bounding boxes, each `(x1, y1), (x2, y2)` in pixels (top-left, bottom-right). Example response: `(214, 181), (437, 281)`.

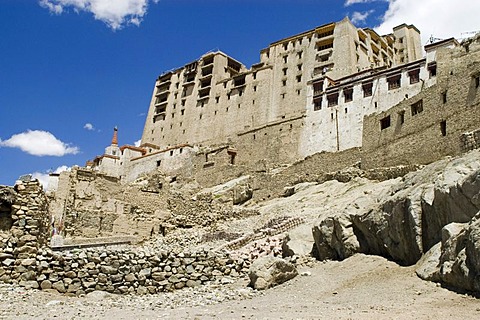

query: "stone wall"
(0, 180), (50, 289)
(362, 37), (480, 169)
(0, 180), (251, 295)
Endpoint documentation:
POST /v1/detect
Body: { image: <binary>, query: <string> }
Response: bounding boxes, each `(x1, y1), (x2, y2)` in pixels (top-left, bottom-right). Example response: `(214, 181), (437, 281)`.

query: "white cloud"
(32, 166), (71, 190)
(345, 0), (384, 6)
(351, 10), (374, 25)
(375, 0), (480, 45)
(39, 0), (159, 30)
(0, 130), (79, 156)
(134, 139), (141, 147)
(84, 123), (95, 131)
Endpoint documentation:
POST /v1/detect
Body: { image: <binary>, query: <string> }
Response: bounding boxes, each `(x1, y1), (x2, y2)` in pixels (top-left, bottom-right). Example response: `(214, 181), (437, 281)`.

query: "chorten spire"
(111, 126), (118, 145)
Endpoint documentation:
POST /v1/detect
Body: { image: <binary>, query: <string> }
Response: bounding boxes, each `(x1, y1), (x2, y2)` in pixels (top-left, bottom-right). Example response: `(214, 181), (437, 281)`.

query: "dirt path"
(1, 254), (479, 320)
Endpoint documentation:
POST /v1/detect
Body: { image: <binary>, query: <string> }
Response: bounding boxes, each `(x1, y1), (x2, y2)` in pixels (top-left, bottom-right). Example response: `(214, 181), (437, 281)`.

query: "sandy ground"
(1, 254), (479, 320)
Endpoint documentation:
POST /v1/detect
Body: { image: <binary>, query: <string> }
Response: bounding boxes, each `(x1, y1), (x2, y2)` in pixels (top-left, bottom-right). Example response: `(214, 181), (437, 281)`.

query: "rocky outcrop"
(416, 214), (480, 293)
(312, 150), (480, 292)
(248, 256), (298, 290)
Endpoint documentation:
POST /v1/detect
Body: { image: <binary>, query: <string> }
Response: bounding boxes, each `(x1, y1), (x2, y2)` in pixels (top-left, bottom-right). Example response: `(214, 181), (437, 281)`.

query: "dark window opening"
(344, 88), (353, 102)
(475, 76), (480, 88)
(327, 92), (339, 107)
(428, 62), (437, 78)
(170, 150), (174, 156)
(283, 68), (288, 76)
(363, 82), (373, 97)
(411, 99), (423, 115)
(442, 91), (447, 104)
(234, 75), (246, 87)
(297, 75), (302, 82)
(398, 111), (405, 125)
(387, 74), (401, 90)
(440, 120), (447, 136)
(380, 115), (391, 130)
(408, 69), (420, 84)
(283, 55), (288, 63)
(313, 81), (323, 96)
(313, 97), (322, 111)
(253, 72), (257, 80)
(156, 160), (161, 167)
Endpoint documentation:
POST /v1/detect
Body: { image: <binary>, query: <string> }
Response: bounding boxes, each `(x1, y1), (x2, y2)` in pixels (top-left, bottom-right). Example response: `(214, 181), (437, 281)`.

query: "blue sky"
(1, 0), (479, 186)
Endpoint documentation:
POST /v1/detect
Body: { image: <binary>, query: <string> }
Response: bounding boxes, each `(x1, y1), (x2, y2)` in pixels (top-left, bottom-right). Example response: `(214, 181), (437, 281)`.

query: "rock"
(282, 225), (314, 257)
(2, 258), (14, 267)
(100, 265), (117, 275)
(415, 242), (441, 282)
(41, 280), (52, 290)
(312, 215), (360, 261)
(283, 186), (295, 197)
(20, 280), (39, 289)
(20, 271), (37, 281)
(248, 256), (298, 290)
(52, 281), (66, 293)
(85, 290), (115, 301)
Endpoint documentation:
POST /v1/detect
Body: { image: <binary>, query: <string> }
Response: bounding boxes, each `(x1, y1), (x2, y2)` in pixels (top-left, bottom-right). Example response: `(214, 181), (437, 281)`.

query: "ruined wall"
(362, 38), (480, 169)
(50, 168), (170, 240)
(0, 180), (50, 288)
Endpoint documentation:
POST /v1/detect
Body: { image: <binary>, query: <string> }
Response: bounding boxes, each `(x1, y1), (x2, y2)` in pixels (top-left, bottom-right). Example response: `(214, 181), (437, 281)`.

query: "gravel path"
(1, 254), (478, 320)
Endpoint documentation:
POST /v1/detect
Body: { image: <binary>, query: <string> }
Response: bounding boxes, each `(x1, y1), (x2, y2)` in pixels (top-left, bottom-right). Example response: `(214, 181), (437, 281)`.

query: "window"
(475, 76), (480, 89)
(387, 74), (401, 90)
(282, 80), (287, 86)
(398, 110), (405, 125)
(343, 88), (353, 102)
(313, 82), (323, 96)
(428, 62), (437, 78)
(362, 82), (373, 97)
(297, 64), (302, 71)
(411, 99), (423, 115)
(313, 97), (322, 111)
(253, 72), (257, 80)
(181, 100), (186, 106)
(442, 91), (447, 104)
(253, 86), (257, 92)
(181, 109), (185, 115)
(283, 42), (288, 50)
(283, 55), (288, 63)
(409, 69), (420, 84)
(296, 75), (302, 83)
(216, 96), (219, 103)
(327, 92), (339, 107)
(283, 68), (288, 76)
(156, 160), (161, 167)
(380, 115), (391, 130)
(170, 150), (174, 156)
(440, 120), (447, 136)
(297, 51), (303, 59)
(281, 93), (286, 99)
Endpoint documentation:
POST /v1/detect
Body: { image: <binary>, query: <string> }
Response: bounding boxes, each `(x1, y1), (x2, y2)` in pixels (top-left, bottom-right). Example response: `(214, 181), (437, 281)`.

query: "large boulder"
(312, 215), (360, 261)
(248, 256), (298, 290)
(282, 225), (315, 257)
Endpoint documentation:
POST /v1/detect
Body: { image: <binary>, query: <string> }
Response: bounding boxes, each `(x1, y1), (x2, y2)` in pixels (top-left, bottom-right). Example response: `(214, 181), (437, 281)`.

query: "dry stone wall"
(0, 180), (250, 295)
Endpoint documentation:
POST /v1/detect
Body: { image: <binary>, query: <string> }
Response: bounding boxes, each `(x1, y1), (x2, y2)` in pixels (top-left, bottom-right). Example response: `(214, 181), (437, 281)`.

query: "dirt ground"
(1, 254), (479, 320)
